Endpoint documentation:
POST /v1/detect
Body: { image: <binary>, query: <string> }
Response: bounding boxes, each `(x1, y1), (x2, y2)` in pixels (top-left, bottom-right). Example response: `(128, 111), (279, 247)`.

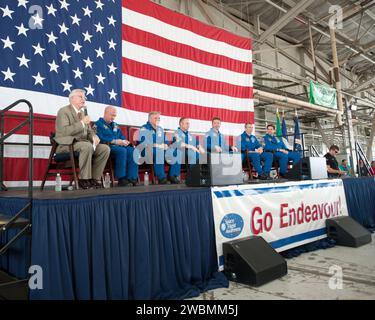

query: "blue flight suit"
(168, 128), (200, 177)
(95, 118), (138, 181)
(240, 132), (273, 175)
(263, 133), (301, 175)
(205, 128), (230, 153)
(137, 121), (168, 180)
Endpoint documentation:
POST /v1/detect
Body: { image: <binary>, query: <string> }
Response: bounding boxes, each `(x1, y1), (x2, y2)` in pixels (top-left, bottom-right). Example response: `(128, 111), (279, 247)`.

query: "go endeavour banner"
(211, 179), (348, 268)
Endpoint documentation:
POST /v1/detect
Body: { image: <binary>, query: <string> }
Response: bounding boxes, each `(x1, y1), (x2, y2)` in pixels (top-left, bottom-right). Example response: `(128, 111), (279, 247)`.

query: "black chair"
(40, 133), (80, 190)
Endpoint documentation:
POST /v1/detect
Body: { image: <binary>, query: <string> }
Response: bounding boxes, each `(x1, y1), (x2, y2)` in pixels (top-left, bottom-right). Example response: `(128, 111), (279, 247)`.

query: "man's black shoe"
(118, 177), (130, 187)
(158, 178), (168, 184)
(259, 173), (272, 180)
(129, 179), (138, 186)
(168, 176), (180, 184)
(259, 173), (268, 180)
(90, 179), (103, 188)
(78, 179), (92, 190)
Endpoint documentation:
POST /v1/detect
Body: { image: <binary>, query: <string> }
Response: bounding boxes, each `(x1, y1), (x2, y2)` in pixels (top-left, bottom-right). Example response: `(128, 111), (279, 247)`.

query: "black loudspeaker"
(185, 163), (211, 187)
(223, 236), (287, 287)
(285, 157), (328, 180)
(186, 153), (243, 186)
(326, 216), (372, 247)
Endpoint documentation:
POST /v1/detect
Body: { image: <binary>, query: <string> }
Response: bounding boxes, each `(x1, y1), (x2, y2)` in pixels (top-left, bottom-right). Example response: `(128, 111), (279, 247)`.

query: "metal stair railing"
(0, 99), (33, 293)
(355, 141), (373, 177)
(309, 145), (322, 157)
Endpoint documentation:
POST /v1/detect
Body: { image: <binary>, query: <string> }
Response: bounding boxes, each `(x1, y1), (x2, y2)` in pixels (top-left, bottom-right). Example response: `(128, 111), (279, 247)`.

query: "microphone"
(83, 105), (88, 116)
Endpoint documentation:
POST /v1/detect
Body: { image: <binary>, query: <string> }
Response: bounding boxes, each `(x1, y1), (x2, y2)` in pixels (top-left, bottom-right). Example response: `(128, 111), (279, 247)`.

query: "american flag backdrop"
(0, 0), (253, 187)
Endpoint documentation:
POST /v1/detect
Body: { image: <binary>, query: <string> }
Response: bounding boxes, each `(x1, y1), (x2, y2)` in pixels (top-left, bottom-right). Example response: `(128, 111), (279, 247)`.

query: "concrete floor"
(194, 234), (375, 300)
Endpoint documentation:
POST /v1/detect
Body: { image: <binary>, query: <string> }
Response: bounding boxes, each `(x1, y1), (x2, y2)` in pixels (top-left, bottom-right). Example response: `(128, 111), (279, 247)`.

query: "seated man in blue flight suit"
(95, 106), (138, 186)
(205, 117), (238, 153)
(167, 117), (205, 183)
(240, 123), (273, 180)
(263, 124), (301, 178)
(136, 111), (169, 184)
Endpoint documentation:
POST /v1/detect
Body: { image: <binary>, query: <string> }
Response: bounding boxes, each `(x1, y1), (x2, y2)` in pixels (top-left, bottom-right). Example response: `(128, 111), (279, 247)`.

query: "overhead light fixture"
(350, 104), (357, 111)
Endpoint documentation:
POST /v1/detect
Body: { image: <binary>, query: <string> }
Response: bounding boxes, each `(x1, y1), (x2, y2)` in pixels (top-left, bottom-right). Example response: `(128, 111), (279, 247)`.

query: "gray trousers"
(73, 141), (110, 180)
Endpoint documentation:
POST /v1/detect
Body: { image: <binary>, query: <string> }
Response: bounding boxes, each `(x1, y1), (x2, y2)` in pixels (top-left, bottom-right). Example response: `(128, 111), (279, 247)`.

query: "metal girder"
(351, 77), (375, 92)
(195, 0), (215, 25)
(257, 0), (315, 44)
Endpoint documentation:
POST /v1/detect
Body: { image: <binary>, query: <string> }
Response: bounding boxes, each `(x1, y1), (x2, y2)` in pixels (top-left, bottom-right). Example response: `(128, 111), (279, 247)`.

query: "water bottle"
(242, 170), (249, 182)
(55, 173), (62, 192)
(104, 172), (111, 189)
(144, 172), (149, 186)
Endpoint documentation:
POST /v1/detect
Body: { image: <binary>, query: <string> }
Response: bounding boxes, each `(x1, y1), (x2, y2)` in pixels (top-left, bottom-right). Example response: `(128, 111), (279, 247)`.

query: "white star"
(1, 36), (15, 50)
(108, 89), (117, 101)
(70, 14), (81, 26)
(95, 73), (106, 84)
(95, 0), (104, 10)
(108, 39), (117, 50)
(59, 23), (69, 35)
(84, 84), (95, 96)
(46, 3), (57, 16)
(72, 41), (82, 53)
(61, 80), (72, 92)
(48, 60), (59, 73)
(83, 57), (93, 69)
(32, 72), (45, 86)
(17, 54), (30, 68)
(107, 15), (116, 27)
(1, 6), (14, 19)
(32, 12), (44, 28)
(59, 0), (70, 11)
(16, 23), (29, 37)
(107, 63), (117, 74)
(73, 67), (83, 79)
(1, 67), (16, 82)
(18, 0), (29, 9)
(60, 51), (71, 63)
(46, 32), (58, 44)
(95, 47), (104, 59)
(32, 43), (45, 56)
(82, 31), (92, 43)
(95, 22), (104, 34)
(82, 6), (92, 17)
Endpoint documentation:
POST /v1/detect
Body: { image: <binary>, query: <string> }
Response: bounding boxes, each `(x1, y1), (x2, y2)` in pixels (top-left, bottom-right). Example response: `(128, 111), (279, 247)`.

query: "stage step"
(0, 214), (29, 230)
(0, 270), (28, 300)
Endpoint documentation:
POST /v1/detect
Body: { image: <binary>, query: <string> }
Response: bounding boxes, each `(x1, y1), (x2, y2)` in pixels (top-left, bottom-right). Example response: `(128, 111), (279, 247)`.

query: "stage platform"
(0, 177), (374, 300)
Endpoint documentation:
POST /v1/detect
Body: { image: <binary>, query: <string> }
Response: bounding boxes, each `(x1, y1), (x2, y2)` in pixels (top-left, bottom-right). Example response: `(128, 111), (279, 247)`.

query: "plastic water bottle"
(242, 170), (249, 182)
(104, 173), (111, 189)
(55, 173), (62, 192)
(144, 172), (149, 186)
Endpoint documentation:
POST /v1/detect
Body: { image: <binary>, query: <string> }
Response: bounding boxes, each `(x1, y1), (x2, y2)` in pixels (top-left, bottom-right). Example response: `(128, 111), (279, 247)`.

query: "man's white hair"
(148, 111), (161, 119)
(69, 89), (86, 101)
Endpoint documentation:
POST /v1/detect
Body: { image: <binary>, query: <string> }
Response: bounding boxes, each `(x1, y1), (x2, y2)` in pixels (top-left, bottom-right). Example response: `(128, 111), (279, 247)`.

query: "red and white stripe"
(121, 0), (254, 133)
(1, 0), (253, 186)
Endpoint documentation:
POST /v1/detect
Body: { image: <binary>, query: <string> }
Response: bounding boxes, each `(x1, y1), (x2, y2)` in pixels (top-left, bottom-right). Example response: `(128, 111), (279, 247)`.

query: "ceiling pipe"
(253, 89), (342, 116)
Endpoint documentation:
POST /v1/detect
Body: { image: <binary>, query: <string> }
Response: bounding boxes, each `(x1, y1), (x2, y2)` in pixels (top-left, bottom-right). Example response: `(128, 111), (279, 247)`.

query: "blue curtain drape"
(28, 188), (227, 300)
(0, 197), (30, 279)
(342, 177), (375, 228)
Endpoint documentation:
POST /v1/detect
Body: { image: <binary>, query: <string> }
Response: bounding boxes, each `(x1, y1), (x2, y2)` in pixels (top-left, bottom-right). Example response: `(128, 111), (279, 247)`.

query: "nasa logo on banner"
(220, 213), (244, 239)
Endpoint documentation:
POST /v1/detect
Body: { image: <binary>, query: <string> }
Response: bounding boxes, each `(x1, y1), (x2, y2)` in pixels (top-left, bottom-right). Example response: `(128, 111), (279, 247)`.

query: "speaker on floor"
(285, 157), (328, 180)
(186, 153), (243, 186)
(223, 236), (287, 287)
(326, 216), (372, 247)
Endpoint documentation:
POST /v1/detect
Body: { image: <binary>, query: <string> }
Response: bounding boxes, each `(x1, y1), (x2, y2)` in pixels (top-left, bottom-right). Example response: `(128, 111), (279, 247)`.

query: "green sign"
(309, 81), (337, 109)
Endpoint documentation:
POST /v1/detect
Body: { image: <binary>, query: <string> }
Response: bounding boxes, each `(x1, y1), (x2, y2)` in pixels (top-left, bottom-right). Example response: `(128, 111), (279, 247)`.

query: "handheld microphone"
(83, 105), (88, 116)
